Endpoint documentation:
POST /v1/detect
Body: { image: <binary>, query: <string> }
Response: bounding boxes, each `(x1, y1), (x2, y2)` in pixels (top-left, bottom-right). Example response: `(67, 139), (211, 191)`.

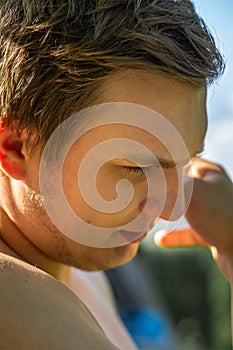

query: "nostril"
(140, 198), (160, 216)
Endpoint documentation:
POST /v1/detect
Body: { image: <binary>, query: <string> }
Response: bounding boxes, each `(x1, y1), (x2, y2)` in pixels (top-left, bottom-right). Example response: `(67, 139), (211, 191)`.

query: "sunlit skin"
(0, 69), (207, 277)
(155, 157), (233, 279)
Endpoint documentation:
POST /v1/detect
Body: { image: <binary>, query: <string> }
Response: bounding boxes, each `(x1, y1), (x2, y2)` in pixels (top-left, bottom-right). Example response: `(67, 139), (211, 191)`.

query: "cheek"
(96, 164), (119, 201)
(95, 165), (149, 220)
(62, 162), (149, 228)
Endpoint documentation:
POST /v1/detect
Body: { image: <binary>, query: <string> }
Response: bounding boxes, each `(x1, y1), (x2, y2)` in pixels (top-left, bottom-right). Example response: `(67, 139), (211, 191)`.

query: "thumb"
(154, 227), (210, 248)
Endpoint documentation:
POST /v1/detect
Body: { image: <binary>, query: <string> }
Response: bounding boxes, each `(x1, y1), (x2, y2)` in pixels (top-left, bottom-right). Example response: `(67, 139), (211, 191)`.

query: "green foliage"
(140, 242), (231, 350)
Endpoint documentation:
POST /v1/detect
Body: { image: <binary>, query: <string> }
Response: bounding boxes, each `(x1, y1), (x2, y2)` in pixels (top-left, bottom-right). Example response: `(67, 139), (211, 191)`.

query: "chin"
(73, 242), (140, 272)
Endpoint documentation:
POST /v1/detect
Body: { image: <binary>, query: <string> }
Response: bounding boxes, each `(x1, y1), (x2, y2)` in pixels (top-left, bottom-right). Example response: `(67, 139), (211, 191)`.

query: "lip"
(131, 232), (148, 243)
(117, 230), (148, 244)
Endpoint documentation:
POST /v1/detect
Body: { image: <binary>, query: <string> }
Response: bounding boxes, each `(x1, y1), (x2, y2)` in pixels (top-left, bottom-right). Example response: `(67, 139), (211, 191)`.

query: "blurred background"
(106, 2), (233, 349)
(197, 0), (233, 177)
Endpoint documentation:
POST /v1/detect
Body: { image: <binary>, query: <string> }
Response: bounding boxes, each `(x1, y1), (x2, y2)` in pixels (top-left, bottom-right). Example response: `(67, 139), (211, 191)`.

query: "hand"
(155, 158), (233, 280)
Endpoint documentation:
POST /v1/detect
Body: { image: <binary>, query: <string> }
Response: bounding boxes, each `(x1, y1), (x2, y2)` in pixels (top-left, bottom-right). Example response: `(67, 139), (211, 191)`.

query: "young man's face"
(23, 69), (207, 271)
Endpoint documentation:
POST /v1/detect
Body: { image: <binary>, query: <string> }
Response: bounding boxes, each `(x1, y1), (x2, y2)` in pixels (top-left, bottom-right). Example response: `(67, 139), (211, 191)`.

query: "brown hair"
(0, 0), (225, 148)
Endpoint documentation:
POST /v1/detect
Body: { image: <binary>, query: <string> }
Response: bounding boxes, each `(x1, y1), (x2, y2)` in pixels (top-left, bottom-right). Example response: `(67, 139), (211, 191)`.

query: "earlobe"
(0, 121), (26, 180)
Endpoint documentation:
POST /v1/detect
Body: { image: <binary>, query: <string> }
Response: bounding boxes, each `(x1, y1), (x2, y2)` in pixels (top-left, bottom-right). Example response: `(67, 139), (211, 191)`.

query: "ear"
(0, 120), (27, 180)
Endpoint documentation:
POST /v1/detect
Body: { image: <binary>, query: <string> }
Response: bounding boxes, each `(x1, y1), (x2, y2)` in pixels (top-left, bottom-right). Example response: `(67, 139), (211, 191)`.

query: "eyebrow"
(118, 142), (205, 169)
(115, 156), (187, 170)
(157, 158), (177, 169)
(156, 142), (205, 169)
(113, 142), (205, 170)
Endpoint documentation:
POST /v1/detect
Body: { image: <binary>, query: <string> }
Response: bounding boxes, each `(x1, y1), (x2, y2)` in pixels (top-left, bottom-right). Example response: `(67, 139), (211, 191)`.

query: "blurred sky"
(194, 0), (233, 177)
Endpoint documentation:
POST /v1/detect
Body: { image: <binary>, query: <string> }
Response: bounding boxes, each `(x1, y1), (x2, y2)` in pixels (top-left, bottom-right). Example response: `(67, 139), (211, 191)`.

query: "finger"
(185, 157), (231, 181)
(154, 227), (210, 248)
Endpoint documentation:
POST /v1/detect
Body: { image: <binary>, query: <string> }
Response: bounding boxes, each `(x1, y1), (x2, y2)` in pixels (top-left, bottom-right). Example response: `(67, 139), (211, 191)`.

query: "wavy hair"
(0, 0), (225, 147)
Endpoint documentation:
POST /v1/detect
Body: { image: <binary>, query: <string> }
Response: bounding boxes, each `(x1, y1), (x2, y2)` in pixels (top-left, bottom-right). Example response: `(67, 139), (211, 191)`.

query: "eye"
(123, 166), (144, 174)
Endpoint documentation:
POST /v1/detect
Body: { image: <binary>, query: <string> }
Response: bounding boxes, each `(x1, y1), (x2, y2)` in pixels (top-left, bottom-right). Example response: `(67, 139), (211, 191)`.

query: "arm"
(156, 158), (233, 277)
(155, 158), (233, 340)
(0, 253), (118, 350)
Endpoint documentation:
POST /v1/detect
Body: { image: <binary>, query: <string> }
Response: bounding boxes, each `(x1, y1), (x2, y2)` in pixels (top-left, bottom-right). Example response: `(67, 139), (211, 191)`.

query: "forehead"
(82, 69), (207, 158)
(95, 69), (206, 122)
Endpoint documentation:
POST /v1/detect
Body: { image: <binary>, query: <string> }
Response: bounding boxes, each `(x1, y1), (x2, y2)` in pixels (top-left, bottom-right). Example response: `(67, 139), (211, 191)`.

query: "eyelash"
(123, 166), (144, 174)
(122, 144), (205, 174)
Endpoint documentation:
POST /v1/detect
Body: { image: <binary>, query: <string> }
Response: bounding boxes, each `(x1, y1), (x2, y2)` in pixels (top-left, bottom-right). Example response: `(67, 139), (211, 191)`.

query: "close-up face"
(22, 69), (207, 270)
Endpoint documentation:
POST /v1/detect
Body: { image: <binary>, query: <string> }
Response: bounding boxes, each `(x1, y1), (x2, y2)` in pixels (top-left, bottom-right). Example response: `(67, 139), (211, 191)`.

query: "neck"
(0, 207), (70, 280)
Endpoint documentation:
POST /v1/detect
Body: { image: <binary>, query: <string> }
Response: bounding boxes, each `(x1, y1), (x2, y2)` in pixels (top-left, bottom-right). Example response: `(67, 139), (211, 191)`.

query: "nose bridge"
(140, 166), (185, 220)
(161, 166), (185, 220)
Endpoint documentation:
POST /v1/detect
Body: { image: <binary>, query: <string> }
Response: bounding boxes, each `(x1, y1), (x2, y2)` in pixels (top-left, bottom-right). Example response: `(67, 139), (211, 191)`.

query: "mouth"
(116, 230), (148, 244)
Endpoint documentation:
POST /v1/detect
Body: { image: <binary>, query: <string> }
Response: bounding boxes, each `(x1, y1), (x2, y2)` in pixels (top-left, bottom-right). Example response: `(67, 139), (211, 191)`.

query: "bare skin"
(0, 70), (207, 274)
(155, 157), (233, 343)
(155, 157), (233, 280)
(1, 70), (233, 348)
(0, 254), (118, 350)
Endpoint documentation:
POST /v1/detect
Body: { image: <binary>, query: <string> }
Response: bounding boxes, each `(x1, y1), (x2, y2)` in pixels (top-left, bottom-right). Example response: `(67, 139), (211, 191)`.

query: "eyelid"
(111, 159), (151, 168)
(122, 165), (145, 174)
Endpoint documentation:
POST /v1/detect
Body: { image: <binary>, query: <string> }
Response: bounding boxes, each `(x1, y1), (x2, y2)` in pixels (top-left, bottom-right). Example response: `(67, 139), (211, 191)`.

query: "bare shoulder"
(0, 253), (118, 350)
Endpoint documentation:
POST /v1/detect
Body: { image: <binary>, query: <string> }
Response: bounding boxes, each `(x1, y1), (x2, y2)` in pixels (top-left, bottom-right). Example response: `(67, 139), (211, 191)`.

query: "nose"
(159, 183), (185, 220)
(141, 168), (186, 221)
(160, 168), (186, 220)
